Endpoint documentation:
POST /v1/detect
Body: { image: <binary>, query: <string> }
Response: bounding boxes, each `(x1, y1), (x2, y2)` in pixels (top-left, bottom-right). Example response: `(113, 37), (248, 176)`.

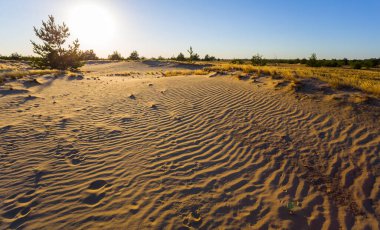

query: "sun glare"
(67, 3), (116, 50)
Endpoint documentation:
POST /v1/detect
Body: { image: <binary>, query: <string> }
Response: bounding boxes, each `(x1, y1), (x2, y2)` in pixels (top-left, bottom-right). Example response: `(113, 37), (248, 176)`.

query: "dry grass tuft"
(0, 69), (61, 83)
(205, 64), (380, 97)
(163, 69), (209, 77)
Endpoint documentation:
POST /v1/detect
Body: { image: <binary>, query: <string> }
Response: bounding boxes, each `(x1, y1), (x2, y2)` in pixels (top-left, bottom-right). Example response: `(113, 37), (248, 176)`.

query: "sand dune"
(0, 62), (379, 229)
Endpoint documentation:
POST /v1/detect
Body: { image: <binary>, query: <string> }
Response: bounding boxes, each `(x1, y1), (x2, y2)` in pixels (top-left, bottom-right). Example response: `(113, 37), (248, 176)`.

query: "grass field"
(203, 63), (380, 97)
(0, 69), (62, 84)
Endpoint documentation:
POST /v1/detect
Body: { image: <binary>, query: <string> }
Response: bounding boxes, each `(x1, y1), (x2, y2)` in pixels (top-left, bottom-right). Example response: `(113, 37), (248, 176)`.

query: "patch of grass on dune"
(0, 69), (61, 83)
(205, 64), (380, 97)
(163, 69), (209, 77)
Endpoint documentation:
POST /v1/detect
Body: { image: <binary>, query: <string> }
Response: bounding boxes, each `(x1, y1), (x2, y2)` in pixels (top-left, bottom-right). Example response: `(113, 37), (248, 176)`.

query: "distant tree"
(350, 61), (362, 69)
(157, 55), (165, 60)
(204, 54), (216, 61)
(251, 53), (267, 66)
(9, 53), (22, 60)
(187, 46), (194, 60)
(80, 49), (98, 60)
(187, 46), (194, 62)
(300, 58), (307, 64)
(108, 51), (123, 60)
(307, 53), (320, 67)
(187, 46), (199, 62)
(128, 51), (140, 60)
(31, 15), (83, 69)
(176, 52), (186, 61)
(231, 59), (244, 64)
(192, 53), (200, 61)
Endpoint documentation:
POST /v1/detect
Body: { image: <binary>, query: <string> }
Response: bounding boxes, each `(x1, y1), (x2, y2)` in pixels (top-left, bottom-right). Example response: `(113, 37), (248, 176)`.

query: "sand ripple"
(0, 74), (379, 229)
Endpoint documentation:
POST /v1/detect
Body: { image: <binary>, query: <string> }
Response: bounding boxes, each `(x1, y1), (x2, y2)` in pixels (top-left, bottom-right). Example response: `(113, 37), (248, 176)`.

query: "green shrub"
(176, 52), (186, 61)
(251, 53), (267, 66)
(306, 53), (320, 67)
(204, 54), (216, 61)
(9, 53), (22, 60)
(129, 51), (140, 60)
(80, 49), (98, 60)
(351, 62), (362, 69)
(108, 51), (123, 60)
(231, 59), (244, 64)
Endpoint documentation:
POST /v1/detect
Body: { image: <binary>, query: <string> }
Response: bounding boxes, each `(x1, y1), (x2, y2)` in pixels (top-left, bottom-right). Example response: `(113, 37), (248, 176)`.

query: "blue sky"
(0, 0), (379, 59)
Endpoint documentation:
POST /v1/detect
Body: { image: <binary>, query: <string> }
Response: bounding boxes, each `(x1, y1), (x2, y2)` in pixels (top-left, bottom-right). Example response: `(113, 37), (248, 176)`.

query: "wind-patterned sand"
(0, 62), (379, 229)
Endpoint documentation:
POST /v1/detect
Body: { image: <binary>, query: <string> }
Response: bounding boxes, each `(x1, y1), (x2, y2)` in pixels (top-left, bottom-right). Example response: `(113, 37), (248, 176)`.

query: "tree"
(251, 53), (266, 66)
(128, 51), (140, 60)
(350, 61), (362, 69)
(108, 51), (123, 60)
(187, 46), (199, 62)
(9, 53), (22, 60)
(343, 58), (349, 66)
(176, 52), (186, 61)
(31, 15), (83, 70)
(80, 49), (98, 60)
(192, 53), (200, 61)
(187, 46), (194, 60)
(204, 54), (216, 61)
(307, 53), (320, 67)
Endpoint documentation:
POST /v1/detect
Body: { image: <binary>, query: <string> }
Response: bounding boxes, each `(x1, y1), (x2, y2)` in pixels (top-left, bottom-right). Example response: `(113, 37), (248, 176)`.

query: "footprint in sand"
(120, 115), (133, 123)
(128, 93), (136, 100)
(82, 180), (111, 206)
(2, 189), (41, 228)
(53, 142), (85, 166)
(147, 102), (158, 109)
(129, 201), (140, 214)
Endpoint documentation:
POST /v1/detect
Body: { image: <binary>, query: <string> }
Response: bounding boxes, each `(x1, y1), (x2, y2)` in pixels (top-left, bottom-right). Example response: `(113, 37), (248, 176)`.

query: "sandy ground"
(0, 61), (379, 229)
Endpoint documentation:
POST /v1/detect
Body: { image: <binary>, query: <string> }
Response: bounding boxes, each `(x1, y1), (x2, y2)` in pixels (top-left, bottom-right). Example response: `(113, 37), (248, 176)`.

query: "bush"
(31, 15), (83, 70)
(192, 53), (200, 61)
(306, 53), (321, 67)
(204, 54), (216, 61)
(351, 61), (362, 69)
(231, 59), (244, 64)
(108, 51), (123, 60)
(251, 54), (267, 66)
(80, 49), (98, 60)
(128, 51), (140, 60)
(9, 53), (22, 60)
(176, 53), (186, 61)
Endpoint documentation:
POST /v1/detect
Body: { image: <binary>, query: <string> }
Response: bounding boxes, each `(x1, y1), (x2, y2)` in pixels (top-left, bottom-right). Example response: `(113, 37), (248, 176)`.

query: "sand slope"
(0, 62), (379, 229)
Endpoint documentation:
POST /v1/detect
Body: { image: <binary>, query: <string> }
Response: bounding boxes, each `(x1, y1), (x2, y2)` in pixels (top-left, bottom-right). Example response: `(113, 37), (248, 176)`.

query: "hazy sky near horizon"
(0, 0), (379, 59)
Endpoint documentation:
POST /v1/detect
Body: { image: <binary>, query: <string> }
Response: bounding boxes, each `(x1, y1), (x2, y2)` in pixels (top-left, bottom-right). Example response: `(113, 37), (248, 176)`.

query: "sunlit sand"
(0, 60), (379, 229)
(1, 0), (380, 228)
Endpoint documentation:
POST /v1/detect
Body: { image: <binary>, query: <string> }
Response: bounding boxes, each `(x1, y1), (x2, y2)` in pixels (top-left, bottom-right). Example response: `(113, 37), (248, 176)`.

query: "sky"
(0, 0), (379, 59)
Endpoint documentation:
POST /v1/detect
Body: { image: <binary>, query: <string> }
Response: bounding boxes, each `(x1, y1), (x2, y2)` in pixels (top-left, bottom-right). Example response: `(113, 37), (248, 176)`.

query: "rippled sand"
(0, 61), (379, 229)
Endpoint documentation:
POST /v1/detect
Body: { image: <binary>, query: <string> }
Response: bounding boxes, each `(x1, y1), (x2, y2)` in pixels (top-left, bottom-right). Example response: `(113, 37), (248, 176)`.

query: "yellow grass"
(163, 69), (209, 77)
(0, 69), (61, 84)
(204, 64), (380, 96)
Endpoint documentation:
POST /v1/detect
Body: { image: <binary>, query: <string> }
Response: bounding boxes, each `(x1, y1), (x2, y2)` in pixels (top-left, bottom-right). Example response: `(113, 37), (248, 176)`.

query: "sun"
(67, 3), (116, 50)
